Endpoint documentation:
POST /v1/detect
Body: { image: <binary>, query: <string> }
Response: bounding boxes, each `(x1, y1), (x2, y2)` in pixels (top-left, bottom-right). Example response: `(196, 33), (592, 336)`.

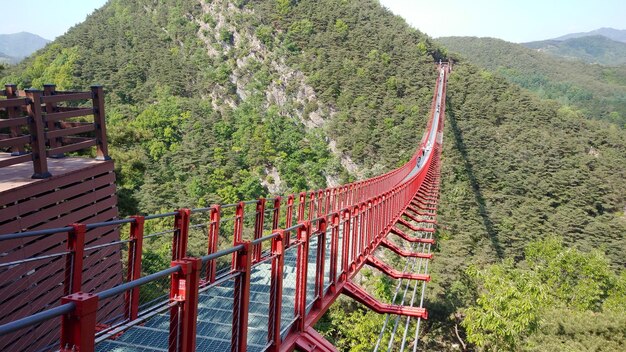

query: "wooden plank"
(58, 121), (92, 128)
(44, 107), (94, 123)
(45, 124), (94, 139)
(0, 171), (115, 223)
(0, 196), (118, 255)
(39, 92), (91, 104)
(15, 184), (116, 232)
(0, 98), (28, 109)
(0, 117), (28, 129)
(46, 139), (96, 156)
(0, 160), (114, 205)
(0, 154), (31, 168)
(0, 135), (30, 149)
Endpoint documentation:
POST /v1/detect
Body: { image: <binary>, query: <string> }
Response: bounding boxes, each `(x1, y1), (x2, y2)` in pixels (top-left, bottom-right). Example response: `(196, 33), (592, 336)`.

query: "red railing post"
(271, 196), (281, 230)
(65, 223), (86, 295)
(231, 202), (244, 270)
(286, 195), (294, 229)
(25, 88), (50, 179)
(350, 206), (360, 272)
(294, 221), (310, 332)
(206, 204), (221, 283)
(328, 213), (340, 290)
(314, 218), (327, 309)
(232, 241), (252, 352)
(308, 192), (316, 220)
(340, 209), (351, 282)
(60, 292), (98, 352)
(297, 192), (306, 222)
(169, 258), (201, 352)
(126, 215), (144, 321)
(91, 85), (110, 161)
(253, 198), (266, 262)
(173, 208), (191, 261)
(268, 230), (285, 352)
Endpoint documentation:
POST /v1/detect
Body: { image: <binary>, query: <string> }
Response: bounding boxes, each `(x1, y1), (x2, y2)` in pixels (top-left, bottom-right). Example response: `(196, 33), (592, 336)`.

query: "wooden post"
(25, 89), (50, 179)
(91, 85), (110, 160)
(43, 84), (63, 157)
(5, 84), (25, 155)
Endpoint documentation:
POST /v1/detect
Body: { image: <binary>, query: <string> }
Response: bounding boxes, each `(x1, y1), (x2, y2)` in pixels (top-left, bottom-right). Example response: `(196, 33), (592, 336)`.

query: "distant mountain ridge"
(519, 28), (626, 66)
(0, 32), (50, 64)
(522, 35), (626, 66)
(554, 27), (626, 43)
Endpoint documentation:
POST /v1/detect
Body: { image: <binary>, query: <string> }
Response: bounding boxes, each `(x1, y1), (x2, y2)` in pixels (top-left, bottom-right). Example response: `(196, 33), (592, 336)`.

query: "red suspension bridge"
(0, 63), (449, 352)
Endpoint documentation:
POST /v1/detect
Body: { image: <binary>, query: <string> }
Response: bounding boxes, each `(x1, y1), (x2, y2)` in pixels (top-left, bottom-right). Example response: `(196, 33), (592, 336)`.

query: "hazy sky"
(0, 0), (108, 40)
(380, 0), (626, 43)
(0, 0), (624, 43)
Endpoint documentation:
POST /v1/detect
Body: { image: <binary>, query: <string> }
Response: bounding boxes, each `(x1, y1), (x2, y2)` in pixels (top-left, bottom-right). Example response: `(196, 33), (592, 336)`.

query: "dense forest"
(2, 0), (625, 350)
(438, 36), (626, 127)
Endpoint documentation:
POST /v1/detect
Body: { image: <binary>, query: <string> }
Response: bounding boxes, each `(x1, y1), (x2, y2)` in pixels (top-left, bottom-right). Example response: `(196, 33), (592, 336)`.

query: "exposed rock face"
(197, 0), (364, 189)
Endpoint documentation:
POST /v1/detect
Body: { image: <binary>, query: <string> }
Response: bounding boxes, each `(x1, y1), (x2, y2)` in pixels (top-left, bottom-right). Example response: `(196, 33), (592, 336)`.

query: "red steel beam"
(396, 218), (435, 233)
(390, 226), (436, 245)
(380, 238), (433, 259)
(403, 210), (437, 225)
(342, 282), (428, 319)
(366, 256), (430, 281)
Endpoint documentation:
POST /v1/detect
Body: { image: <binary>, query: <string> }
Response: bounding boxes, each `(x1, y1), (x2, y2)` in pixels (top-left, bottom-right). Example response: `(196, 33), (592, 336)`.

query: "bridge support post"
(126, 215), (144, 321)
(339, 209), (351, 282)
(60, 292), (98, 352)
(231, 202), (245, 270)
(232, 241), (252, 352)
(65, 223), (86, 295)
(253, 198), (266, 263)
(169, 257), (201, 352)
(328, 213), (340, 290)
(314, 218), (327, 310)
(271, 196), (281, 230)
(295, 222), (310, 332)
(268, 230), (285, 352)
(173, 208), (190, 261)
(207, 204), (221, 283)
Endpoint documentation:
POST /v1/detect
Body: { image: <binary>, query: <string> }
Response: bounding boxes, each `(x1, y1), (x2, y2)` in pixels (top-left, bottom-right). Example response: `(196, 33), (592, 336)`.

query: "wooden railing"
(0, 84), (109, 178)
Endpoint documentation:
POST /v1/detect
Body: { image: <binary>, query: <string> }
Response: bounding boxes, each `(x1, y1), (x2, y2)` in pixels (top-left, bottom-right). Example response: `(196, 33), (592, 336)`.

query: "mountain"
(1, 0), (625, 350)
(0, 51), (13, 64)
(522, 35), (626, 66)
(438, 36), (626, 127)
(554, 27), (626, 43)
(0, 32), (50, 64)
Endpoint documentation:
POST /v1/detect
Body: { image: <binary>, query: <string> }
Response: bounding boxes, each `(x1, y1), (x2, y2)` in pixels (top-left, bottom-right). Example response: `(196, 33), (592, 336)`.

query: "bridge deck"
(95, 237), (328, 351)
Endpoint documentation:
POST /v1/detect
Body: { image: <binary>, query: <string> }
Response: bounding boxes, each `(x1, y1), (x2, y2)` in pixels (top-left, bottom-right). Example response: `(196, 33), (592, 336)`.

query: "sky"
(0, 0), (108, 40)
(380, 0), (626, 43)
(0, 0), (624, 43)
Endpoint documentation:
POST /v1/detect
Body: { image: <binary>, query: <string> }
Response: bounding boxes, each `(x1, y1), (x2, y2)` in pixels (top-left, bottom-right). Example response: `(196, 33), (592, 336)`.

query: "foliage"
(460, 238), (626, 351)
(1, 0), (625, 350)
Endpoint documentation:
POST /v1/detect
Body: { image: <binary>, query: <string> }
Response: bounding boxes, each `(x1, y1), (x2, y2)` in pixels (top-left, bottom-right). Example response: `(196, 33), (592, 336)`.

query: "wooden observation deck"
(0, 84), (122, 351)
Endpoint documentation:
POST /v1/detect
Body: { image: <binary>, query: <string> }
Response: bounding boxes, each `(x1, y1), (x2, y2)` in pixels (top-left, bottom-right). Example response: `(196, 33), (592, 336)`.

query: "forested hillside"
(2, 0), (625, 350)
(438, 36), (626, 127)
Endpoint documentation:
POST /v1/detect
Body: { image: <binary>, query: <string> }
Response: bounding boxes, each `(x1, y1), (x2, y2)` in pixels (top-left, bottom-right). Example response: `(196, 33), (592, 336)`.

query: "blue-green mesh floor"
(95, 240), (323, 352)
